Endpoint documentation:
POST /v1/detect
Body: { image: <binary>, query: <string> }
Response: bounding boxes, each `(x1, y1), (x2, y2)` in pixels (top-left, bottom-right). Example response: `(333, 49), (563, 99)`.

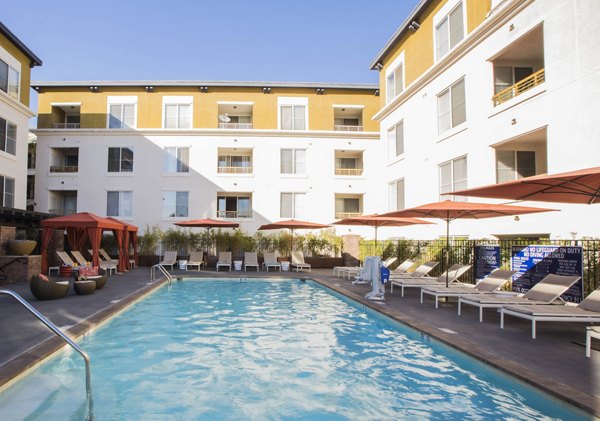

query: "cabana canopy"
(107, 217), (139, 270)
(41, 212), (126, 274)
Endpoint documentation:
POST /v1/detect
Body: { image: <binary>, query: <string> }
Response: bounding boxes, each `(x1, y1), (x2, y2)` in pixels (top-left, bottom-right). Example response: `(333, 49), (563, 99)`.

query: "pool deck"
(0, 267), (599, 417)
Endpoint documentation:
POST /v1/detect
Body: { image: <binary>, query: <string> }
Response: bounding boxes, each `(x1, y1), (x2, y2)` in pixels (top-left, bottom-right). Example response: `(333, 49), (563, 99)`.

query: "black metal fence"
(360, 239), (600, 294)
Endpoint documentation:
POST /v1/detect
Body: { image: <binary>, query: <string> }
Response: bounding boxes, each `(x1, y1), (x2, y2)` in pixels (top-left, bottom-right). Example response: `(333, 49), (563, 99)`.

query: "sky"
(4, 0), (420, 85)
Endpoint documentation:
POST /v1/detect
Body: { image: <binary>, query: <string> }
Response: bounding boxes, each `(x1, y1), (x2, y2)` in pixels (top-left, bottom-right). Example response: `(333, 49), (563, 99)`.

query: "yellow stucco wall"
(36, 86), (381, 131)
(0, 33), (33, 107)
(378, 0), (491, 108)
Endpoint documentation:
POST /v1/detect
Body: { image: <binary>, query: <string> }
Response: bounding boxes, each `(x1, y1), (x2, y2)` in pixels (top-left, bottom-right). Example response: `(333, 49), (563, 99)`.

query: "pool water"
(0, 279), (590, 420)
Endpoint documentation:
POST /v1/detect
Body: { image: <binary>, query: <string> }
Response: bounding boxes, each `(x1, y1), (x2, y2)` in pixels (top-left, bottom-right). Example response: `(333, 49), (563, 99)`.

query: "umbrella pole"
(445, 218), (450, 288)
(374, 227), (378, 256)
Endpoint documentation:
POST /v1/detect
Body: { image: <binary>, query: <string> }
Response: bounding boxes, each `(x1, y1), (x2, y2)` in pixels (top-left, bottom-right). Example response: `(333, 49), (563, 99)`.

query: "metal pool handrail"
(151, 264), (173, 285)
(0, 289), (94, 420)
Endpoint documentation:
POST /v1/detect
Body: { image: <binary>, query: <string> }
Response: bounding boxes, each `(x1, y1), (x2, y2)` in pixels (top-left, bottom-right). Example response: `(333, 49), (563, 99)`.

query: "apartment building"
(372, 0), (600, 239)
(0, 23), (42, 211)
(32, 82), (384, 234)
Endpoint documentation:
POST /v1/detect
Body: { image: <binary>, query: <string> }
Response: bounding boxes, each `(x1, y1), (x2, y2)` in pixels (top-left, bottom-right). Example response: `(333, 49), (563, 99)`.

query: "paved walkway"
(0, 267), (598, 417)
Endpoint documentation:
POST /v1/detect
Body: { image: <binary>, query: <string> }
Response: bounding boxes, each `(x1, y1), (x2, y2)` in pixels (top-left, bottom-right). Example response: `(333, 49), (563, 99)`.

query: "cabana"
(107, 217), (139, 270)
(40, 212), (126, 274)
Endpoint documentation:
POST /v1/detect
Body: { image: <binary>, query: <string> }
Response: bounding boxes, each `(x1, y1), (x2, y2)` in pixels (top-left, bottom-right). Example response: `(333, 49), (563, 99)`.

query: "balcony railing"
(335, 212), (362, 219)
(217, 166), (253, 174)
(50, 165), (78, 173)
(335, 168), (363, 176)
(334, 125), (363, 132)
(217, 210), (252, 218)
(218, 123), (253, 129)
(52, 123), (81, 129)
(49, 209), (76, 216)
(492, 68), (545, 106)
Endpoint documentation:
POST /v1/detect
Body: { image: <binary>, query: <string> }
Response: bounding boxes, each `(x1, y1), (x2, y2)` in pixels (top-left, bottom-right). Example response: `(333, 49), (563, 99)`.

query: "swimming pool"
(0, 278), (590, 420)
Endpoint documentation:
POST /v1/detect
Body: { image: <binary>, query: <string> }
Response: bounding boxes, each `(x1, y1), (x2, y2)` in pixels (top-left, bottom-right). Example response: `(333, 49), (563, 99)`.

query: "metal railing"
(334, 125), (363, 132)
(335, 168), (363, 176)
(492, 68), (545, 106)
(216, 210), (252, 218)
(50, 165), (78, 173)
(218, 123), (253, 129)
(52, 123), (81, 129)
(0, 290), (94, 420)
(48, 209), (77, 216)
(217, 166), (253, 174)
(151, 264), (173, 285)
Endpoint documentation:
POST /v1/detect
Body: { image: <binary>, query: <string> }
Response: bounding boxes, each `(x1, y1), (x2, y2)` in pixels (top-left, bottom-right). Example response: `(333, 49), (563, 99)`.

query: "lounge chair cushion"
(577, 290), (600, 313)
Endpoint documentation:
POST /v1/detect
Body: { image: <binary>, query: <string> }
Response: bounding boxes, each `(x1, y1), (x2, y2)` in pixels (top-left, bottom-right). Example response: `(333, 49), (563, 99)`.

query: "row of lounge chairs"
(340, 258), (600, 344)
(56, 249), (118, 274)
(158, 251), (312, 272)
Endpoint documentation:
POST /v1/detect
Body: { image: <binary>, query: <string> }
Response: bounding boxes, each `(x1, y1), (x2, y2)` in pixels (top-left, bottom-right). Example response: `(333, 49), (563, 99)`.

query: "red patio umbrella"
(258, 219), (330, 255)
(451, 166), (600, 204)
(174, 218), (240, 229)
(332, 214), (433, 242)
(382, 200), (557, 286)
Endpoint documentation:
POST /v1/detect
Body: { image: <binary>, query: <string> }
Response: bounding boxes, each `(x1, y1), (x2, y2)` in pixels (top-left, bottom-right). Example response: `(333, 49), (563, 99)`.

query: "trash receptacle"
(380, 267), (390, 284)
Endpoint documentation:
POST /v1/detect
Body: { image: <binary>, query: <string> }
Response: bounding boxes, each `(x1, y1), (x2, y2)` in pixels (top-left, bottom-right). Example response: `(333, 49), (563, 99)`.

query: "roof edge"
(0, 22), (42, 67)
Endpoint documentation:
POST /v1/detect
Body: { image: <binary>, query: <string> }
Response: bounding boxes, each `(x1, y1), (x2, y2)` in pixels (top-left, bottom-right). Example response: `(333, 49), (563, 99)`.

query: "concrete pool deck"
(0, 267), (598, 417)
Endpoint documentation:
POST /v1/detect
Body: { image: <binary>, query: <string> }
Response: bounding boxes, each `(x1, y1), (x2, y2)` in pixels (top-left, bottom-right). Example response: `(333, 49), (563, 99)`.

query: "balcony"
(216, 210), (252, 218)
(52, 122), (81, 129)
(49, 147), (79, 174)
(335, 151), (364, 176)
(217, 194), (252, 219)
(49, 165), (78, 173)
(492, 69), (545, 106)
(335, 168), (363, 176)
(218, 122), (253, 130)
(218, 103), (253, 130)
(335, 194), (362, 220)
(334, 106), (363, 132)
(334, 124), (363, 132)
(49, 190), (77, 216)
(218, 148), (253, 175)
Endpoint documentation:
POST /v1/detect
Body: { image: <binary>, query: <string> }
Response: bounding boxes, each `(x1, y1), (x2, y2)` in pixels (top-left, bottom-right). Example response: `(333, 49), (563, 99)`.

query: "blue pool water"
(0, 279), (590, 420)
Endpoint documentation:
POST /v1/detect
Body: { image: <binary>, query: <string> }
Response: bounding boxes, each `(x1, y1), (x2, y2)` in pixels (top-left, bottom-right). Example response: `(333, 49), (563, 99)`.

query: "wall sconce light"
(262, 87), (271, 94)
(374, 62), (384, 71)
(509, 23), (515, 31)
(511, 118), (517, 125)
(408, 21), (420, 31)
(316, 88), (326, 95)
(89, 86), (99, 93)
(514, 216), (520, 221)
(374, 89), (380, 96)
(199, 86), (209, 93)
(145, 86), (154, 93)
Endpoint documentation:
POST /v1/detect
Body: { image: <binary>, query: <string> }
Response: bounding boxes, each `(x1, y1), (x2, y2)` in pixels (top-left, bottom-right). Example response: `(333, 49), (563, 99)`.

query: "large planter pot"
(138, 255), (160, 266)
(9, 240), (37, 256)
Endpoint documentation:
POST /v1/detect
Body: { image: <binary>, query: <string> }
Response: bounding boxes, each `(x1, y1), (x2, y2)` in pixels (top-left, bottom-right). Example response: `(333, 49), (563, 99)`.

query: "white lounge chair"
(263, 253), (281, 272)
(74, 250), (118, 275)
(216, 252), (232, 271)
(390, 259), (414, 276)
(244, 252), (259, 272)
(291, 251), (311, 272)
(70, 250), (89, 266)
(159, 251), (178, 270)
(587, 326), (600, 357)
(421, 269), (517, 308)
(187, 251), (204, 270)
(390, 264), (471, 297)
(458, 274), (582, 322)
(500, 287), (598, 339)
(389, 261), (439, 295)
(56, 250), (76, 268)
(354, 256), (400, 284)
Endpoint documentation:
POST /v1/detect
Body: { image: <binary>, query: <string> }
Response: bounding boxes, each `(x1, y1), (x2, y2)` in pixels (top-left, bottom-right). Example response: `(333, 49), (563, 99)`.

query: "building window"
(164, 147), (189, 173)
(280, 149), (306, 174)
(162, 191), (188, 218)
(439, 156), (467, 200)
(388, 179), (405, 211)
(107, 147), (134, 173)
(386, 63), (404, 103)
(109, 104), (136, 128)
(388, 121), (404, 158)
(0, 59), (19, 100)
(496, 150), (536, 183)
(0, 175), (15, 207)
(280, 105), (306, 130)
(217, 195), (252, 218)
(335, 194), (362, 219)
(218, 153), (252, 174)
(437, 78), (466, 134)
(163, 97), (192, 129)
(0, 117), (17, 155)
(280, 192), (305, 219)
(107, 191), (132, 217)
(435, 1), (464, 60)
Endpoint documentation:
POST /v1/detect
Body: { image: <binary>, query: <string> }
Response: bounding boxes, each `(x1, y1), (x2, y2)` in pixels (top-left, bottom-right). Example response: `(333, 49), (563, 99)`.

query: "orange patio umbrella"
(174, 218), (240, 229)
(332, 214), (433, 242)
(452, 166), (600, 204)
(258, 219), (330, 255)
(382, 200), (558, 286)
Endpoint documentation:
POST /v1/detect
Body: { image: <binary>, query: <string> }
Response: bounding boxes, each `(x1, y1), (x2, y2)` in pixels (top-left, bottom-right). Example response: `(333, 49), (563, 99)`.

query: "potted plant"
(9, 228), (38, 256)
(138, 225), (162, 266)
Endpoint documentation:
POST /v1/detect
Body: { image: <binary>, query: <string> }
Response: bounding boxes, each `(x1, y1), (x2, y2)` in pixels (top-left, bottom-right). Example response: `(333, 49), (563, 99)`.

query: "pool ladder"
(151, 264), (173, 285)
(0, 290), (94, 420)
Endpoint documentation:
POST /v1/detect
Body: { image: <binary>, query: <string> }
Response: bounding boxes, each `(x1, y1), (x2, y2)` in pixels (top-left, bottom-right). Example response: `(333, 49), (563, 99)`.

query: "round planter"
(8, 240), (37, 256)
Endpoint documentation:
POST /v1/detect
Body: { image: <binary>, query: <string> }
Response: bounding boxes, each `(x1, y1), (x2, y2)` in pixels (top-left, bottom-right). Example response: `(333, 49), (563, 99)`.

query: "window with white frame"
(280, 148), (306, 174)
(217, 194), (252, 218)
(439, 156), (467, 200)
(108, 99), (136, 129)
(496, 150), (536, 183)
(437, 78), (466, 134)
(280, 192), (305, 219)
(279, 97), (308, 130)
(388, 120), (404, 158)
(163, 147), (189, 173)
(388, 179), (405, 211)
(386, 63), (404, 103)
(162, 191), (189, 218)
(0, 175), (14, 207)
(435, 1), (465, 61)
(0, 117), (16, 155)
(107, 191), (132, 217)
(0, 59), (19, 100)
(107, 147), (134, 172)
(163, 96), (192, 129)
